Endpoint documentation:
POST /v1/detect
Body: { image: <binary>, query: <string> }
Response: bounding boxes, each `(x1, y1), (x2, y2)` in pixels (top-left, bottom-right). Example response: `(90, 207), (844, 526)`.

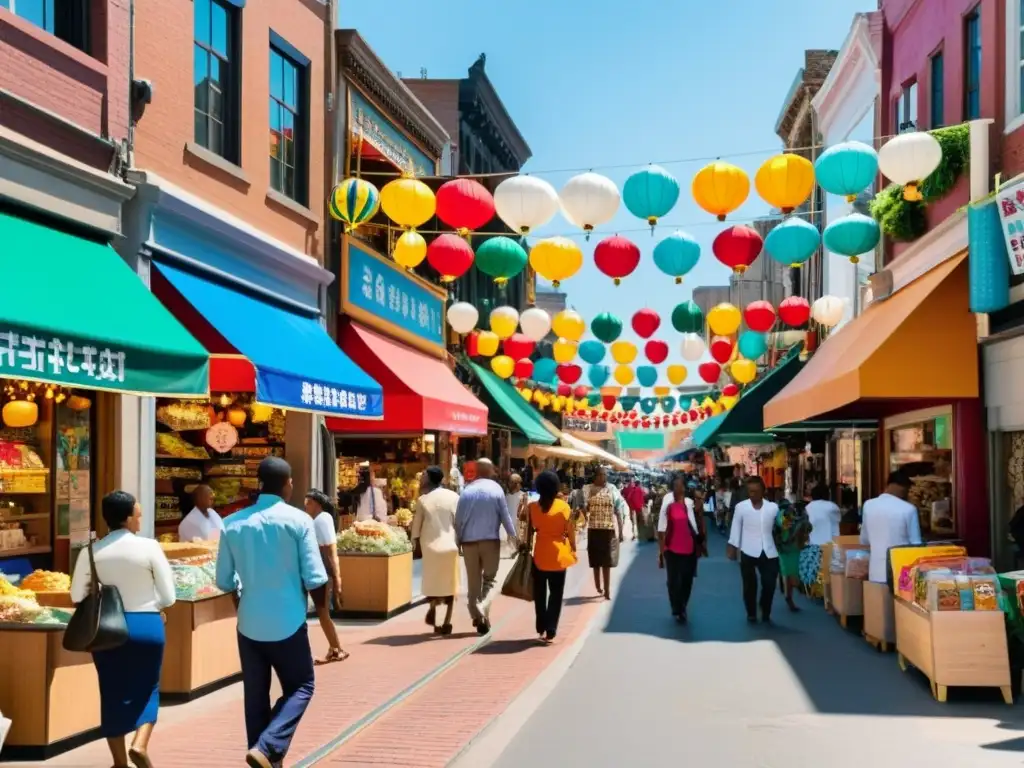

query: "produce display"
(0, 575), (72, 626)
(337, 520), (412, 556)
(20, 570), (71, 592)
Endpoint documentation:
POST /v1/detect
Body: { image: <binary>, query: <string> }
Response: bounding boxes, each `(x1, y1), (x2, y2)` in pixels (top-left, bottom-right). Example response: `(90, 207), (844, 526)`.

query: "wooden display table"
(160, 592), (241, 701)
(336, 551), (413, 619)
(0, 624), (101, 760)
(829, 573), (864, 628)
(863, 580), (896, 652)
(894, 597), (1012, 704)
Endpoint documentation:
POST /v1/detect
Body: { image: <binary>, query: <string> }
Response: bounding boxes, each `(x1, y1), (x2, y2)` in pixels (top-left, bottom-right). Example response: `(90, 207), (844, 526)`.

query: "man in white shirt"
(178, 485), (225, 542)
(860, 471), (922, 584)
(727, 476), (780, 623)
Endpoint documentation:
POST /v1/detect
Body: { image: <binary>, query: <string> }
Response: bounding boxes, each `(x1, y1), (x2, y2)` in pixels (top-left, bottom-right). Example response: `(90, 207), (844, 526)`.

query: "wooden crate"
(894, 597), (1012, 704)
(336, 551), (413, 618)
(863, 580), (896, 652)
(829, 573), (864, 628)
(160, 592), (241, 699)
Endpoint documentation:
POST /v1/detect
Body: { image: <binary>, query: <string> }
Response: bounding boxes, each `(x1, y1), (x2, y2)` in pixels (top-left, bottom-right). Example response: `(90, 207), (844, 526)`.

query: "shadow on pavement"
(364, 631), (479, 646)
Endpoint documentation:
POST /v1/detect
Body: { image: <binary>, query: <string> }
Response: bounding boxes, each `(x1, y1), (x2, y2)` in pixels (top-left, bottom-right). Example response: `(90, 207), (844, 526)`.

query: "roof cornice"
(464, 66), (532, 166)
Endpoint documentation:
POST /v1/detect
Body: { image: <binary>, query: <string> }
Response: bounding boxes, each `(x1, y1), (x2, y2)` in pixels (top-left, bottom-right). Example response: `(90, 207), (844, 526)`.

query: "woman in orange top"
(527, 470), (577, 644)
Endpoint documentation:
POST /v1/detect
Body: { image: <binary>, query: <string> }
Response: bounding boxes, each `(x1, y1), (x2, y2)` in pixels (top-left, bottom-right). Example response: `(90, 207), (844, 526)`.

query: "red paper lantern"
(709, 336), (733, 365)
(556, 364), (582, 385)
(631, 308), (661, 339)
(641, 418), (651, 429)
(722, 383), (739, 397)
(653, 417), (662, 428)
(779, 296), (811, 327)
(601, 412), (610, 421)
(465, 331), (479, 357)
(680, 413), (689, 424)
(573, 385), (589, 399)
(744, 300), (776, 333)
(576, 409), (587, 417)
(503, 333), (535, 360)
(435, 178), (495, 235)
(689, 409), (699, 420)
(698, 361), (722, 384)
(557, 383), (572, 397)
(601, 395), (617, 410)
(644, 339), (669, 364)
(426, 234), (475, 282)
(712, 225), (763, 275)
(594, 235), (641, 286)
(513, 358), (534, 380)
(590, 409), (601, 419)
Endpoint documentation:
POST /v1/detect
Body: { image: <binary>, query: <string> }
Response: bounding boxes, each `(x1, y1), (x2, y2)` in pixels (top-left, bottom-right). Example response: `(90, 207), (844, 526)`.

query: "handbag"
(63, 536), (129, 653)
(501, 504), (535, 602)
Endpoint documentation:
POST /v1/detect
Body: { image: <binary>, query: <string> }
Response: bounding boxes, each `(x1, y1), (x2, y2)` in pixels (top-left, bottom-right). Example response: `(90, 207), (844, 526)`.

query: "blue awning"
(155, 262), (382, 419)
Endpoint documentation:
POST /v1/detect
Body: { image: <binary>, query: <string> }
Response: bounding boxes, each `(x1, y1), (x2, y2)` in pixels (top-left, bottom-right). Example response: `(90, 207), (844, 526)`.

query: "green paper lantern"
(474, 236), (528, 284)
(671, 300), (704, 334)
(591, 312), (623, 343)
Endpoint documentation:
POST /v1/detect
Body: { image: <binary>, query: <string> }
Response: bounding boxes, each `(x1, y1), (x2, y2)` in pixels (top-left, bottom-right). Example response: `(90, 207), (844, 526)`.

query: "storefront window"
(336, 435), (438, 520)
(887, 411), (954, 537)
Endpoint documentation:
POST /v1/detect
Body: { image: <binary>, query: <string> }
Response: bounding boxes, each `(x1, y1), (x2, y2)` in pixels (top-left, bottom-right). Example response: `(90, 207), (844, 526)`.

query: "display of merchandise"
(906, 556), (1000, 612)
(337, 520), (412, 556)
(170, 556), (223, 601)
(20, 570), (70, 592)
(844, 550), (869, 580)
(0, 573), (72, 625)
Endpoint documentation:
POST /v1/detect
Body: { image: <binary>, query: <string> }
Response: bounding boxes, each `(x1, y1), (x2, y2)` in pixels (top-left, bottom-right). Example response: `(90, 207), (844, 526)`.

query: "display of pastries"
(20, 569), (71, 592)
(156, 402), (213, 431)
(156, 433), (210, 460)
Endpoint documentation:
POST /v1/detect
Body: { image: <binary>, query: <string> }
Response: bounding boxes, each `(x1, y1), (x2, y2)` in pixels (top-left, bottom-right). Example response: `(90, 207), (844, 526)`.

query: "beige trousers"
(462, 540), (501, 622)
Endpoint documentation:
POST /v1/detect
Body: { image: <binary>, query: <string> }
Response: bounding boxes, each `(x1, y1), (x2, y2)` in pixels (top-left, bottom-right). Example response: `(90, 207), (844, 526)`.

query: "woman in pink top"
(657, 474), (704, 623)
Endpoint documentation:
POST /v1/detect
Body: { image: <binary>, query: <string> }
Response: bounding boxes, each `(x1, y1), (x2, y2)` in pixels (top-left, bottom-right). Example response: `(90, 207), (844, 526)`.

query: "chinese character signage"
(341, 237), (447, 356)
(349, 88), (435, 178)
(997, 178), (1024, 276)
(257, 369), (383, 419)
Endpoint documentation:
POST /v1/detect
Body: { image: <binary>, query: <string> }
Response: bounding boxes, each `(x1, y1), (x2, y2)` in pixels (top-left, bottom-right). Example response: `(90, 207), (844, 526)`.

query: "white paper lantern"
(680, 333), (706, 361)
(493, 175), (560, 235)
(446, 301), (478, 335)
(877, 132), (942, 201)
(812, 295), (846, 328)
(489, 305), (520, 340)
(559, 172), (620, 235)
(519, 307), (552, 341)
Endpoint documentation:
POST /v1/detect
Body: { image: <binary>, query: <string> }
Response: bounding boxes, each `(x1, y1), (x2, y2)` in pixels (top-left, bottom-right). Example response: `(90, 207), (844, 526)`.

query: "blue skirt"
(92, 611), (165, 737)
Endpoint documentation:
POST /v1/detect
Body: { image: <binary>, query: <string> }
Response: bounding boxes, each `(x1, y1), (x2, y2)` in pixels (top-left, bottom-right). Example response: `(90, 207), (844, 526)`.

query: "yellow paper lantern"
(755, 153), (815, 214)
(490, 355), (515, 379)
(519, 387), (534, 402)
(710, 402), (724, 415)
(529, 237), (584, 288)
(393, 230), (427, 269)
(250, 403), (274, 423)
(600, 386), (623, 397)
(2, 400), (38, 428)
(731, 358), (757, 385)
(692, 161), (750, 221)
(553, 337), (577, 363)
(551, 309), (585, 341)
(476, 331), (500, 357)
(707, 302), (742, 336)
(489, 306), (520, 340)
(614, 365), (634, 386)
(551, 396), (566, 413)
(380, 174), (436, 230)
(610, 340), (637, 365)
(227, 407), (248, 427)
(666, 365), (688, 386)
(700, 397), (715, 409)
(719, 394), (739, 410)
(653, 386), (670, 396)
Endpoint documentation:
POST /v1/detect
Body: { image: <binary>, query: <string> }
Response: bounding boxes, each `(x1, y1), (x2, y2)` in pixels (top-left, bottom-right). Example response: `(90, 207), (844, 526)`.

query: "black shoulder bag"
(63, 536), (129, 653)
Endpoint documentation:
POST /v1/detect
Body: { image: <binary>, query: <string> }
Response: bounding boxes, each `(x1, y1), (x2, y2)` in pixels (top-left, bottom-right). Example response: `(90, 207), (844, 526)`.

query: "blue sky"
(341, 0), (874, 384)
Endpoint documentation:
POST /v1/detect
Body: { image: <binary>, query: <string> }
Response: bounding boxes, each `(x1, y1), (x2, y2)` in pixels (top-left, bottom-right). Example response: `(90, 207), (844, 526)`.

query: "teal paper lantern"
(591, 312), (623, 343)
(623, 165), (680, 230)
(660, 396), (677, 412)
(586, 392), (602, 407)
(815, 141), (879, 202)
(640, 397), (658, 415)
(578, 340), (606, 365)
(671, 300), (704, 334)
(823, 213), (881, 265)
(620, 396), (639, 411)
(637, 365), (658, 387)
(588, 365), (610, 388)
(533, 357), (558, 384)
(474, 236), (528, 284)
(764, 217), (820, 268)
(738, 331), (769, 360)
(653, 231), (701, 284)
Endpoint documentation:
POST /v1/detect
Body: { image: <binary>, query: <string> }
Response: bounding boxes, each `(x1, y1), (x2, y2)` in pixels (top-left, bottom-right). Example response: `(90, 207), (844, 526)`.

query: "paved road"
(493, 535), (1024, 768)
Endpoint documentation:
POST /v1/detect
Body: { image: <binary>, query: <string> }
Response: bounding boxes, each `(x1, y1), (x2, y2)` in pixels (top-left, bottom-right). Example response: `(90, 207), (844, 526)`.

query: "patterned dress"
(586, 484), (623, 568)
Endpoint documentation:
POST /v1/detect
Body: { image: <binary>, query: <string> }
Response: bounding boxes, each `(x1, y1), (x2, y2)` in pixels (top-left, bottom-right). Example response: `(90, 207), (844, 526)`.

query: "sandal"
(128, 747), (154, 768)
(315, 648), (349, 665)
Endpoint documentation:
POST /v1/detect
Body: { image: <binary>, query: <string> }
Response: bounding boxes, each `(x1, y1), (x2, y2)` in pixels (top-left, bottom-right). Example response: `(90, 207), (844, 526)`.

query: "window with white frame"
(896, 82), (918, 134)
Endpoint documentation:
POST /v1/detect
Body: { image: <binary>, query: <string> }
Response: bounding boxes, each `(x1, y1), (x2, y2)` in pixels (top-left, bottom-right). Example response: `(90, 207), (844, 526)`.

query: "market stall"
(884, 408), (956, 539)
(828, 535), (868, 628)
(335, 519), (414, 618)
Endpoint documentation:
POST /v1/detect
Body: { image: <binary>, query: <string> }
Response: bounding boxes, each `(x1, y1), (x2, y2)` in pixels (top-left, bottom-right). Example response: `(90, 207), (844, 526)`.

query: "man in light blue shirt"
(455, 458), (517, 634)
(216, 457), (327, 768)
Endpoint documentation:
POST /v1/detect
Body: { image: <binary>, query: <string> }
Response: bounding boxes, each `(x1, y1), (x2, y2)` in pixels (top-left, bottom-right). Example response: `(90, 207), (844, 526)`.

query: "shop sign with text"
(350, 88), (434, 177)
(997, 178), (1024, 275)
(256, 369), (383, 419)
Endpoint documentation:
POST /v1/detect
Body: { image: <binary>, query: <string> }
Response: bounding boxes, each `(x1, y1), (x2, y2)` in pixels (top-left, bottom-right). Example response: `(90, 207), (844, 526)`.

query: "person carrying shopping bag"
(527, 470), (577, 644)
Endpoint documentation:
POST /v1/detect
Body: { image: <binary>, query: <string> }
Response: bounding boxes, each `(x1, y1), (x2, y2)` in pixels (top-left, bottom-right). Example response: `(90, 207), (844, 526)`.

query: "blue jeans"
(237, 623), (315, 763)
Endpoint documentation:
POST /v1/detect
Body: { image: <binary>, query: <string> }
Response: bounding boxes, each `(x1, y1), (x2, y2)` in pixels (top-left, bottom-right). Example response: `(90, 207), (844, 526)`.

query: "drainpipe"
(969, 118), (994, 202)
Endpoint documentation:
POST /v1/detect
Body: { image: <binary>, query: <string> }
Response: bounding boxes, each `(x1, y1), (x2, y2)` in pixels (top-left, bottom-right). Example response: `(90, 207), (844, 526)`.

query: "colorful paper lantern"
(2, 400), (38, 428)
(644, 339), (669, 364)
(652, 230), (701, 284)
(623, 165), (680, 229)
(427, 234), (474, 282)
(503, 333), (535, 360)
(553, 338), (577, 363)
(778, 296), (811, 328)
(692, 161), (750, 221)
(614, 365), (635, 386)
(446, 301), (479, 335)
(490, 355), (515, 379)
(654, 386), (671, 397)
(671, 301), (704, 334)
(518, 387), (533, 402)
(744, 300), (776, 333)
(823, 213), (880, 265)
(513, 358), (534, 380)
(578, 340), (606, 365)
(435, 178), (495, 235)
(588, 365), (611, 388)
(764, 216), (819, 269)
(722, 383), (739, 397)
(381, 174), (435, 230)
(476, 330), (500, 357)
(640, 397), (657, 415)
(489, 306), (520, 340)
(601, 393), (617, 410)
(519, 307), (552, 341)
(393, 230), (427, 269)
(720, 394), (739, 410)
(815, 141), (879, 202)
(533, 357), (558, 383)
(610, 340), (638, 365)
(552, 309), (586, 341)
(636, 366), (658, 388)
(573, 385), (589, 399)
(631, 308), (661, 339)
(755, 153), (815, 213)
(730, 358), (757, 385)
(591, 312), (623, 344)
(707, 303), (742, 336)
(680, 334), (705, 361)
(559, 172), (620, 235)
(661, 396), (677, 412)
(594, 235), (641, 285)
(329, 177), (379, 232)
(698, 361), (721, 384)
(709, 336), (733, 365)
(738, 331), (768, 360)
(667, 364), (688, 385)
(557, 364), (583, 385)
(713, 225), (763, 275)
(812, 295), (846, 328)
(474, 236), (528, 284)
(878, 131), (943, 201)
(493, 175), (560, 234)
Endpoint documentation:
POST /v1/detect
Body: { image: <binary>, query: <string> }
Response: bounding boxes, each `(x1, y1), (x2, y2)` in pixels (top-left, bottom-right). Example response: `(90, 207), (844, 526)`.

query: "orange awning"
(763, 253), (977, 428)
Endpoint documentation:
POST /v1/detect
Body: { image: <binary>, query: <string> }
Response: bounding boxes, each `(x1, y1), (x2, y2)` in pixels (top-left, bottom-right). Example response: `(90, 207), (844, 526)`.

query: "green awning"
(468, 362), (556, 445)
(692, 345), (804, 448)
(616, 431), (665, 452)
(1, 212), (209, 396)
